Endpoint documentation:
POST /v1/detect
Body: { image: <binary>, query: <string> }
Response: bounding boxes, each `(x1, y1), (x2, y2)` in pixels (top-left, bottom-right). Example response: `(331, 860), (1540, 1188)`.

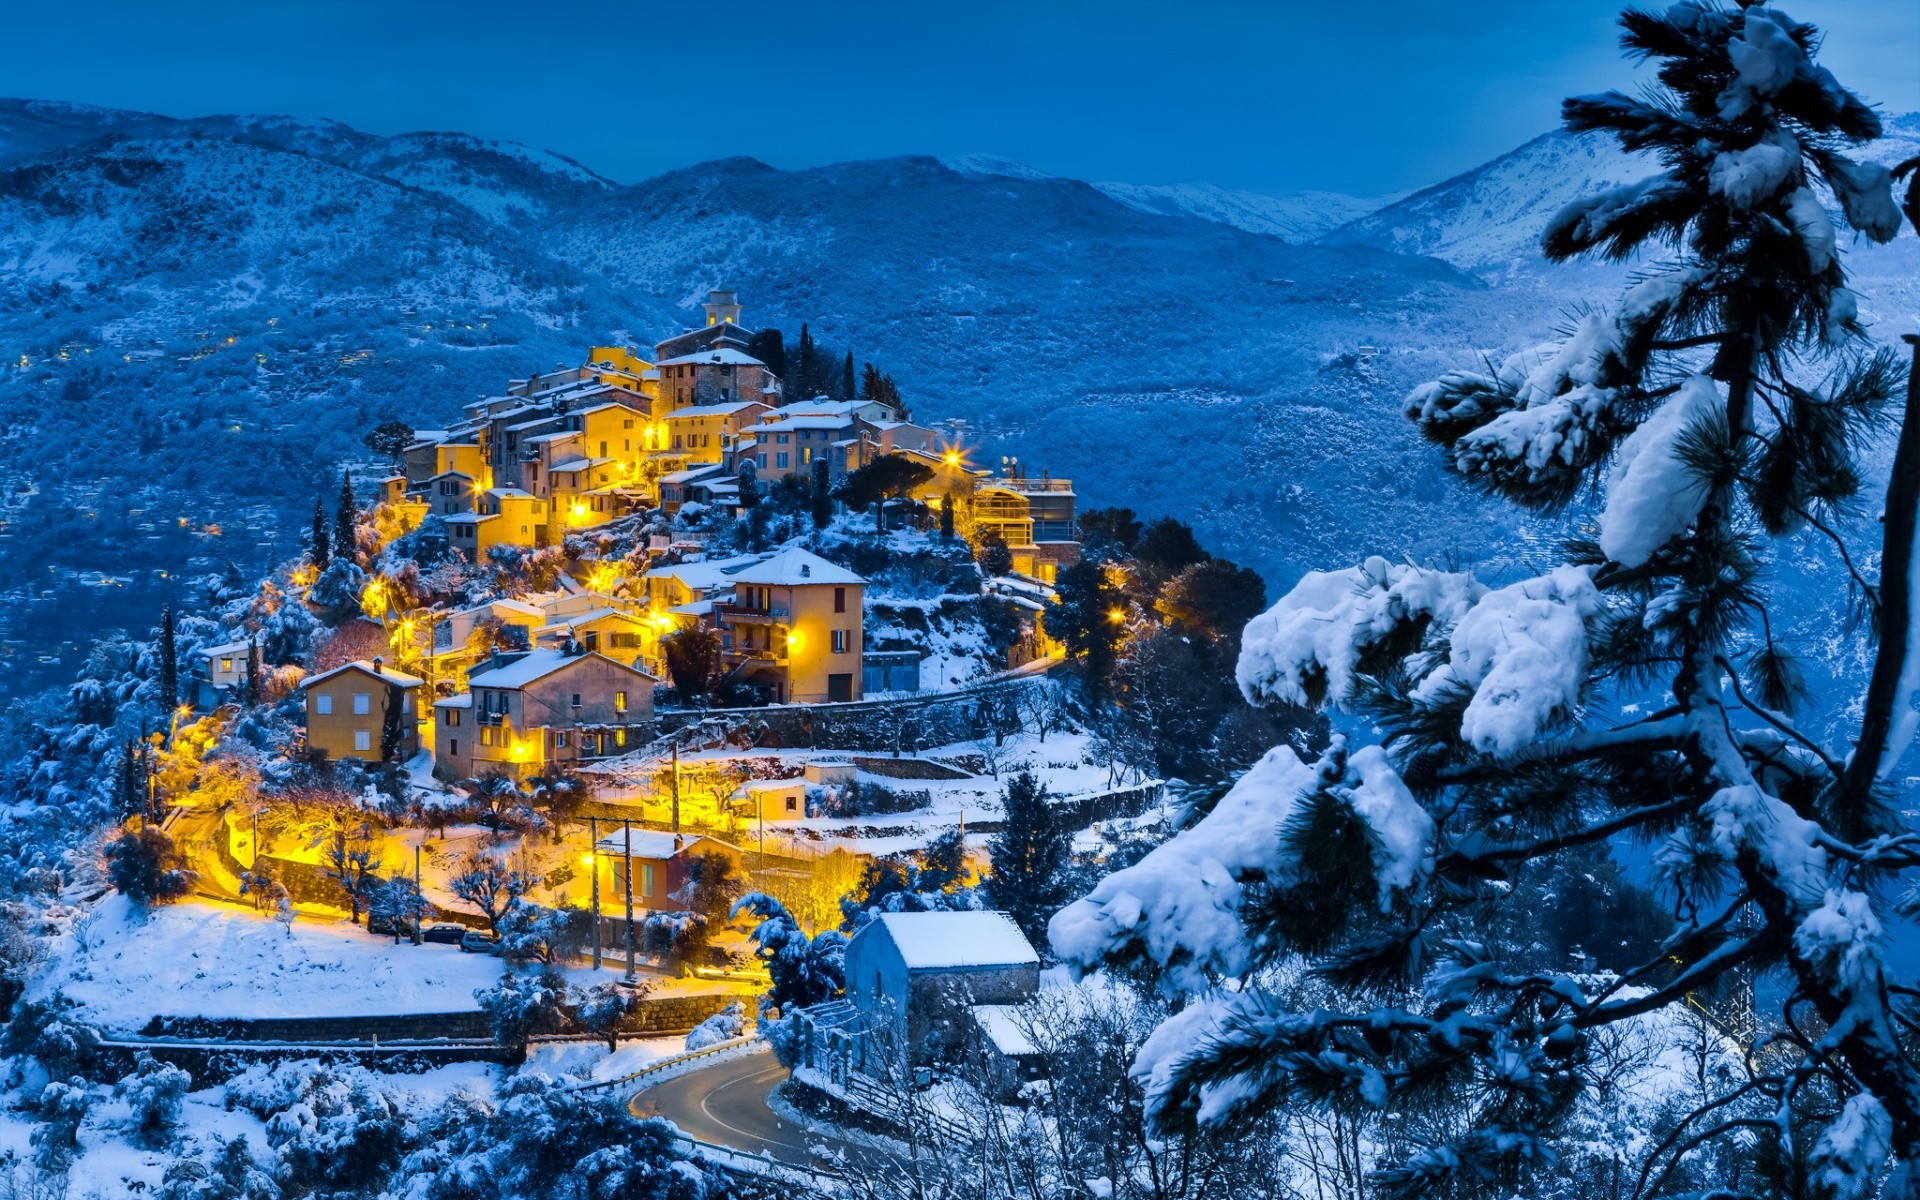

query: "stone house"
(843, 910), (1041, 1068)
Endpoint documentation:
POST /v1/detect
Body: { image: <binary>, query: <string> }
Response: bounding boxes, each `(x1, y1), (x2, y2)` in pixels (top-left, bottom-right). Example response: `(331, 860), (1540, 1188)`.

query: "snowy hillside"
(937, 152), (1387, 242)
(1093, 181), (1391, 243)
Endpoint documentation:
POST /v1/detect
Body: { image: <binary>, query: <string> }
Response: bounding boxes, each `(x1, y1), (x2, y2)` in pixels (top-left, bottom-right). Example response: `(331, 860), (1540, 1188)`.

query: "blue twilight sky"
(7, 0), (1916, 198)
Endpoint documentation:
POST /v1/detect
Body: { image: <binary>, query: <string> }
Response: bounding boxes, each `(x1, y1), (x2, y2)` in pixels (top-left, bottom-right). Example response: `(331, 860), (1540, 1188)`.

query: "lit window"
(220, 657), (234, 672)
(315, 694), (333, 715)
(353, 693), (370, 715)
(481, 728), (496, 747)
(447, 710), (461, 728)
(615, 691), (628, 713)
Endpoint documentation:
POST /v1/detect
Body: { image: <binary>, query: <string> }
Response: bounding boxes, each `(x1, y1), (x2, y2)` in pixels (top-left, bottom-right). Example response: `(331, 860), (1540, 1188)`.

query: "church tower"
(702, 289), (742, 327)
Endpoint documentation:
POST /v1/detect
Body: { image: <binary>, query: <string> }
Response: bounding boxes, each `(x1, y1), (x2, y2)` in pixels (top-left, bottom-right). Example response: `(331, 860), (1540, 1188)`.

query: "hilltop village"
(0, 287), (1303, 1196)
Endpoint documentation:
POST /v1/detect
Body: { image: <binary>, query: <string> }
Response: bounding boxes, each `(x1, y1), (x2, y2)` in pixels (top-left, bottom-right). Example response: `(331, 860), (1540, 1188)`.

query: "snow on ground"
(32, 894), (507, 1030)
(591, 729), (1158, 857)
(522, 1035), (686, 1081)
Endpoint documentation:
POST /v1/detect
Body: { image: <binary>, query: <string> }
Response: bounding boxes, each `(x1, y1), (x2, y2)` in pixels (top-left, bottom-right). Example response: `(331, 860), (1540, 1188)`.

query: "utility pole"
(413, 844), (423, 945)
(622, 818), (637, 983)
(590, 816), (602, 969)
(670, 742), (680, 834)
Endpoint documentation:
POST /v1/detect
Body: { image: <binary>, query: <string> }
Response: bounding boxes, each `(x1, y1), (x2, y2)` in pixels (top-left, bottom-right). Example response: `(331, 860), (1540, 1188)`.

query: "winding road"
(630, 1045), (861, 1170)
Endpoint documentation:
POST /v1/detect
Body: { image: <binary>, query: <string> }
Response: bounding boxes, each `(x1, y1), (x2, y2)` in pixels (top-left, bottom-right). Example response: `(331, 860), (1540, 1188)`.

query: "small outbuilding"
(844, 910), (1040, 1068)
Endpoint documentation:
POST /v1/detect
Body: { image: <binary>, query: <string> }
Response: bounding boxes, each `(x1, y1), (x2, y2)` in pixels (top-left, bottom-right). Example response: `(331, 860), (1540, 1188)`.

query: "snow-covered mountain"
(937, 153), (1388, 242)
(1323, 114), (1920, 281)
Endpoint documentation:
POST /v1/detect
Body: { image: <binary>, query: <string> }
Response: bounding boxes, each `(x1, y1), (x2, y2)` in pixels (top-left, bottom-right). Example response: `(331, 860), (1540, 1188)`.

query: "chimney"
(372, 656), (384, 673)
(800, 563), (810, 578)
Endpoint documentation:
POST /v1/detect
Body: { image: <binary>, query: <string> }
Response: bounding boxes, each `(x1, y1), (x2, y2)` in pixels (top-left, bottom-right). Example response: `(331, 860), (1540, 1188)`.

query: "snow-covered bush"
(261, 1071), (409, 1193)
(117, 1052), (191, 1147)
(157, 1137), (281, 1200)
(27, 1079), (94, 1169)
(685, 1001), (747, 1051)
(475, 967), (567, 1049)
(398, 1072), (712, 1200)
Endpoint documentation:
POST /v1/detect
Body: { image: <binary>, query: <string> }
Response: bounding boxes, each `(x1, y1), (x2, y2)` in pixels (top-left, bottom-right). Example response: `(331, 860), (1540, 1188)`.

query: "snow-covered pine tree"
(1051, 5), (1919, 1195)
(987, 772), (1070, 942)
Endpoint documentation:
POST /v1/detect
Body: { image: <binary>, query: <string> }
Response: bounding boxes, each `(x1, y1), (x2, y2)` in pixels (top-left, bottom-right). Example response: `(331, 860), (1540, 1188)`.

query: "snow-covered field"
(32, 895), (508, 1029)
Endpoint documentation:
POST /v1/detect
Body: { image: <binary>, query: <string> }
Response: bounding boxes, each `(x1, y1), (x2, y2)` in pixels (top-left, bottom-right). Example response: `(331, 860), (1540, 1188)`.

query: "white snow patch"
(1415, 566), (1602, 756)
(1237, 556), (1484, 710)
(1600, 374), (1723, 568)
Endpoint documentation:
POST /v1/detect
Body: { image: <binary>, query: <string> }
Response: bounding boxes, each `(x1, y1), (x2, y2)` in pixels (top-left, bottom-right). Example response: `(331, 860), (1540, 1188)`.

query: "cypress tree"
(795, 324), (817, 399)
(738, 460), (761, 509)
(810, 458), (833, 529)
(333, 470), (357, 565)
(379, 682), (406, 762)
(157, 606), (178, 711)
(311, 496), (331, 569)
(985, 772), (1070, 943)
(840, 351), (855, 400)
(245, 639), (262, 706)
(747, 328), (786, 379)
(939, 496), (955, 540)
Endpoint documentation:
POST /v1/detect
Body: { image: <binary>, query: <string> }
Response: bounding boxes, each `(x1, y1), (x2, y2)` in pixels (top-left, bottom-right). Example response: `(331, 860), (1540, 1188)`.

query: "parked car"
(459, 931), (502, 954)
(422, 923), (467, 945)
(367, 913), (417, 938)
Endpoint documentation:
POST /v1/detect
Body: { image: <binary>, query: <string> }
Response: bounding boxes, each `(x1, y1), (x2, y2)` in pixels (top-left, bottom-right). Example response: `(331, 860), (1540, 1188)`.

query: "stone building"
(842, 910), (1041, 1068)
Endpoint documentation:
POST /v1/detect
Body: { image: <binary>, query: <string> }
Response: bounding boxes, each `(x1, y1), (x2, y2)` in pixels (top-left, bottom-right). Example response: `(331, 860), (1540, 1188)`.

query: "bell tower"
(702, 289), (742, 327)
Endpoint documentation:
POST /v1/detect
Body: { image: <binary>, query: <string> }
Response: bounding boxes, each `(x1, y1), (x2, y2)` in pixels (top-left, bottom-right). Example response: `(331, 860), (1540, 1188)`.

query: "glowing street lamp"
(1107, 607), (1127, 625)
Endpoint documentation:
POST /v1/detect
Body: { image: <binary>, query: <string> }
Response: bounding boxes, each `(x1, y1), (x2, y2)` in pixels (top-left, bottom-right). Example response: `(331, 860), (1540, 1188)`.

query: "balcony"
(717, 601), (790, 624)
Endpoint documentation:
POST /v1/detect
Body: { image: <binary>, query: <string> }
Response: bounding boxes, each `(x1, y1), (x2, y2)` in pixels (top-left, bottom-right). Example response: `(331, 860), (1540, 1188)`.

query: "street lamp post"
(622, 819), (636, 984)
(590, 816), (602, 969)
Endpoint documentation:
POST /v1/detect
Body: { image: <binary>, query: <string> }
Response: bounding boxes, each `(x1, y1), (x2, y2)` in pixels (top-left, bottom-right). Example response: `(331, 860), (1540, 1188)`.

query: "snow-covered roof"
(971, 1004), (1038, 1057)
(667, 401), (762, 420)
(656, 347), (765, 368)
(871, 912), (1038, 972)
(550, 457), (611, 473)
(661, 465), (727, 485)
(505, 416), (562, 432)
(195, 640), (252, 658)
(743, 416), (855, 432)
(574, 400), (647, 417)
(778, 399), (865, 416)
(467, 648), (653, 689)
(593, 829), (731, 860)
(434, 694), (474, 709)
(536, 608), (646, 634)
(488, 487), (537, 500)
(300, 660), (424, 689)
(725, 547), (865, 588)
(442, 512), (497, 525)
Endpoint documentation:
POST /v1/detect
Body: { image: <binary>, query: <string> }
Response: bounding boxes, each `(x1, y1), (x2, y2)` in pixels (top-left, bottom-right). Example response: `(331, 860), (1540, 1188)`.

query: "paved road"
(630, 1046), (855, 1170)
